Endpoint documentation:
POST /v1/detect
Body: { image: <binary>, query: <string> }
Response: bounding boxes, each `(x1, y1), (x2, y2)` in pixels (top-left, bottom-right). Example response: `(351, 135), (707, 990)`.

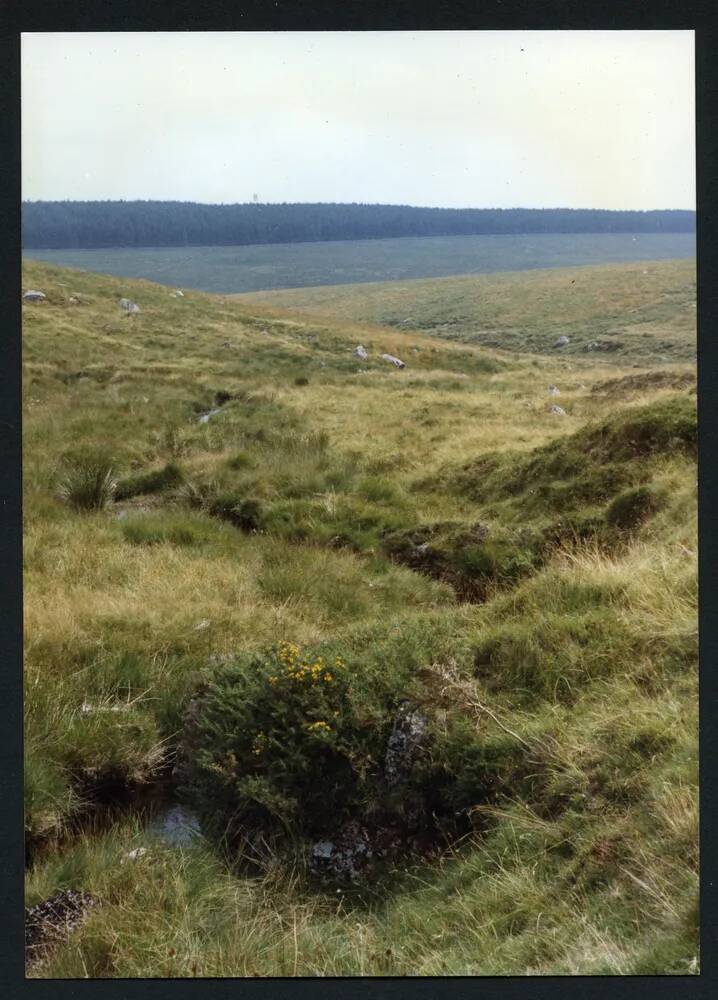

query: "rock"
(121, 847), (148, 863)
(549, 405), (566, 416)
(23, 290), (46, 302)
(175, 290), (184, 297)
(119, 298), (140, 314)
(548, 385), (560, 396)
(381, 353), (406, 369)
(80, 700), (128, 714)
(385, 702), (429, 786)
(553, 335), (569, 348)
(354, 345), (368, 360)
(310, 821), (373, 880)
(25, 889), (97, 961)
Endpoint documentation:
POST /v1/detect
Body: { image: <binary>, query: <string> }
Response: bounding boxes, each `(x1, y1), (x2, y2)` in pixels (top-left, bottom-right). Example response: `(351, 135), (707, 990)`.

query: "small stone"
(119, 298), (140, 314)
(121, 847), (148, 863)
(354, 345), (368, 360)
(553, 335), (569, 348)
(23, 290), (46, 302)
(381, 353), (406, 369)
(549, 404), (566, 415)
(548, 385), (560, 396)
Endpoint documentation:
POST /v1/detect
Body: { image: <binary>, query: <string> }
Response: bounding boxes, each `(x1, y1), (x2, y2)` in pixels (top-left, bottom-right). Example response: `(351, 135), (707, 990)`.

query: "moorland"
(23, 255), (697, 976)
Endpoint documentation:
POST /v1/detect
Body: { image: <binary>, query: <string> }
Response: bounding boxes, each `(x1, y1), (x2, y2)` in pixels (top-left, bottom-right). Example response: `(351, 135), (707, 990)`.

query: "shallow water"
(146, 803), (202, 848)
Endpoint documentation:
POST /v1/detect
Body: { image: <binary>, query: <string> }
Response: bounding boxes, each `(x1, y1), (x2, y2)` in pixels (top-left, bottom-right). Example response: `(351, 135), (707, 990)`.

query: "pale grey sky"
(21, 31), (695, 210)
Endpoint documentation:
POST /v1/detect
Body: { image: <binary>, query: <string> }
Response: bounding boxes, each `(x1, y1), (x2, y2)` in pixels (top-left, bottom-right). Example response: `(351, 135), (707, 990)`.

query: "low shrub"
(115, 462), (184, 500)
(209, 493), (263, 532)
(177, 642), (397, 839)
(294, 376), (310, 386)
(176, 634), (527, 848)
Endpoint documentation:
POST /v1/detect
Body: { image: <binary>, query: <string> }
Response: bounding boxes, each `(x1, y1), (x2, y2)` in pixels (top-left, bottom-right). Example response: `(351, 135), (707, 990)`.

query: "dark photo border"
(1, 2), (716, 998)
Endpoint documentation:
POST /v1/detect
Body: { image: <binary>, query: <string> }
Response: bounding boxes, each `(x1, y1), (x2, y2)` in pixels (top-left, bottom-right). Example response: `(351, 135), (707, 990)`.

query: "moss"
(605, 485), (665, 530)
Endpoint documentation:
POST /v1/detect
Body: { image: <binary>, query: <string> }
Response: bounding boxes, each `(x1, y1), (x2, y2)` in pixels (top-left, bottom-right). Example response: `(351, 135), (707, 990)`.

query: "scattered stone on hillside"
(310, 821), (373, 880)
(25, 889), (97, 963)
(175, 290), (184, 297)
(548, 385), (560, 396)
(381, 353), (406, 369)
(354, 345), (368, 360)
(121, 847), (148, 864)
(23, 290), (46, 302)
(119, 298), (141, 314)
(69, 297), (79, 305)
(549, 404), (566, 416)
(553, 335), (569, 348)
(385, 702), (429, 787)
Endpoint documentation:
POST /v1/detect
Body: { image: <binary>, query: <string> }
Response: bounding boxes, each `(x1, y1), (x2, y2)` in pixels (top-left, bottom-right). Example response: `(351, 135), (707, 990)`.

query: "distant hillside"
(21, 200), (696, 250)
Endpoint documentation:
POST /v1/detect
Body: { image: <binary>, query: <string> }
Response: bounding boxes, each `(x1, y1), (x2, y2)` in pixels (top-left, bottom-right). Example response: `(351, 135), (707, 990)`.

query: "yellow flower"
(323, 672), (333, 682)
(306, 720), (332, 733)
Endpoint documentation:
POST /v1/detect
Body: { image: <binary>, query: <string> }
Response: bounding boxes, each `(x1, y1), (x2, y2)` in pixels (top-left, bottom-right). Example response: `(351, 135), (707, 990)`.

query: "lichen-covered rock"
(548, 385), (560, 396)
(25, 889), (97, 963)
(549, 404), (566, 416)
(119, 298), (141, 314)
(23, 290), (46, 302)
(384, 702), (429, 787)
(310, 821), (373, 880)
(381, 353), (406, 369)
(553, 335), (569, 348)
(354, 345), (368, 360)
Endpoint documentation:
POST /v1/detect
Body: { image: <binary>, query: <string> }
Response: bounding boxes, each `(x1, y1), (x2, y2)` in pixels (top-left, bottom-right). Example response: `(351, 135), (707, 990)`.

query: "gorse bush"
(177, 636), (528, 847)
(178, 641), (399, 839)
(58, 456), (117, 511)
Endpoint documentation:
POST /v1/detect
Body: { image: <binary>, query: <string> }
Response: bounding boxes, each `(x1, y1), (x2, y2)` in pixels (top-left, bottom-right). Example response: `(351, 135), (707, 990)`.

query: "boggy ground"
(23, 258), (697, 976)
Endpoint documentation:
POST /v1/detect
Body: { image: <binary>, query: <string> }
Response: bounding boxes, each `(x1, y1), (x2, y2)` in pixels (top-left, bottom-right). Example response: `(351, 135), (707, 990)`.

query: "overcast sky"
(21, 31), (695, 210)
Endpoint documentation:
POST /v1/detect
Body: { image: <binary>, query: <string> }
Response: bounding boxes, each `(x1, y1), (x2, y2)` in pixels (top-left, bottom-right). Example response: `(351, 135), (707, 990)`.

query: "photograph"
(21, 29), (698, 978)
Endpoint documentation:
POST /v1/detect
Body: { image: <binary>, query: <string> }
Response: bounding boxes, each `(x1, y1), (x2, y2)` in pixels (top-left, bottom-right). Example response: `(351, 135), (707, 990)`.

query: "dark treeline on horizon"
(21, 200), (696, 250)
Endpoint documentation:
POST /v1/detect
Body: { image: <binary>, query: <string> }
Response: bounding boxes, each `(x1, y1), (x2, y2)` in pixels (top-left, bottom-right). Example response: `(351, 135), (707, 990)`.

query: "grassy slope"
(23, 259), (697, 976)
(239, 258), (697, 363)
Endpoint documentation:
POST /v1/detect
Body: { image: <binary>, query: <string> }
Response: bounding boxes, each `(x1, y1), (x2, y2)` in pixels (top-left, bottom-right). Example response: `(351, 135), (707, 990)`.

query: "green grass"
(22, 257), (697, 977)
(241, 257), (697, 364)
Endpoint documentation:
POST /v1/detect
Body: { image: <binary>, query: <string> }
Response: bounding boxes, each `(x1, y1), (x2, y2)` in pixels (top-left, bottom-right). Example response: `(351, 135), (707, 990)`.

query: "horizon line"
(21, 199), (696, 213)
